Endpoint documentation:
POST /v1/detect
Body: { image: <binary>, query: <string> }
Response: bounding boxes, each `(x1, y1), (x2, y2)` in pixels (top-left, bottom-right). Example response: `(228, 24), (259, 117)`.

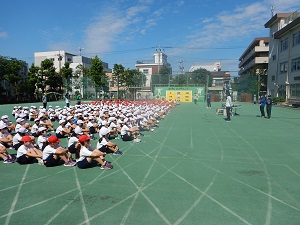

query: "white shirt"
(37, 135), (47, 149)
(56, 125), (63, 134)
(31, 123), (39, 134)
(77, 145), (93, 162)
(121, 124), (129, 135)
(225, 95), (232, 107)
(68, 137), (78, 147)
(13, 133), (23, 146)
(96, 137), (108, 149)
(43, 145), (59, 160)
(17, 144), (34, 158)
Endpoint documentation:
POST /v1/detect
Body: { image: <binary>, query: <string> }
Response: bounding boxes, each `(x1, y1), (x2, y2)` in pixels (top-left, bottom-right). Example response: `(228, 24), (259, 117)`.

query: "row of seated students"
(0, 100), (174, 169)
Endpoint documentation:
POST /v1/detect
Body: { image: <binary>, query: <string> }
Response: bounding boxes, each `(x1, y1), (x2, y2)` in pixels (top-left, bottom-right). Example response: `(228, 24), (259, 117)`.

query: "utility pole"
(57, 51), (63, 74)
(179, 60), (185, 85)
(271, 6), (275, 17)
(79, 47), (84, 56)
(156, 46), (162, 84)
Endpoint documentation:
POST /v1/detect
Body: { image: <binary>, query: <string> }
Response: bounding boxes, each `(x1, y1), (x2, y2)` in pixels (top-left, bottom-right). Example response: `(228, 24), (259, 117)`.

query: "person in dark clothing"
(259, 95), (266, 118)
(206, 92), (211, 108)
(266, 95), (273, 119)
(42, 93), (47, 109)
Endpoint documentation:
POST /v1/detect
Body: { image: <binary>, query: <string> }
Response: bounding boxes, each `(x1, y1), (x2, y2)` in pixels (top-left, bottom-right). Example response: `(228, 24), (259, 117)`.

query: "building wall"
(265, 12), (300, 100)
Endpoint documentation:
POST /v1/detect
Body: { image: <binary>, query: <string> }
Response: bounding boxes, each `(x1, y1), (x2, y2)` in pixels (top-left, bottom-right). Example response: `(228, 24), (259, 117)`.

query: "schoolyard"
(0, 101), (300, 225)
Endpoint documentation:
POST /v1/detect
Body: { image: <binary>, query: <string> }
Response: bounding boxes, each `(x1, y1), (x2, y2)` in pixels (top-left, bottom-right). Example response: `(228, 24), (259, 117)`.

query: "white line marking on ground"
(77, 165), (179, 225)
(174, 127), (226, 225)
(169, 169), (252, 225)
(44, 198), (77, 225)
(229, 129), (273, 225)
(285, 165), (300, 177)
(0, 168), (72, 193)
(4, 165), (29, 225)
(74, 168), (90, 225)
(201, 163), (300, 212)
(120, 116), (176, 225)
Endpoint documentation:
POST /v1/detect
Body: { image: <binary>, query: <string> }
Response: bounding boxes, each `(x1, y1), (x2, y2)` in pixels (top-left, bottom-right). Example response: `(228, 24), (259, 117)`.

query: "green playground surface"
(0, 101), (300, 225)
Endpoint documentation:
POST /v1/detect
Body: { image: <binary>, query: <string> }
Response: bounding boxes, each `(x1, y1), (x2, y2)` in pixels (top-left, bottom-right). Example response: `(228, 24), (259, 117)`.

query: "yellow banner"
(166, 91), (192, 102)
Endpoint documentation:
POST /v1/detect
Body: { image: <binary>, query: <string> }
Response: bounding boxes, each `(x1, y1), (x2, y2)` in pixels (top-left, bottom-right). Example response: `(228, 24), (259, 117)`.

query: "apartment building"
(135, 51), (171, 91)
(265, 11), (300, 101)
(238, 38), (269, 76)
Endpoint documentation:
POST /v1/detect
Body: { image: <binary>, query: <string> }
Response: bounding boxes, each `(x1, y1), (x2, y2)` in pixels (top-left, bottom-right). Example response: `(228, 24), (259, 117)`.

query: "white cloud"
(0, 31), (8, 39)
(172, 0), (299, 55)
(167, 0), (300, 73)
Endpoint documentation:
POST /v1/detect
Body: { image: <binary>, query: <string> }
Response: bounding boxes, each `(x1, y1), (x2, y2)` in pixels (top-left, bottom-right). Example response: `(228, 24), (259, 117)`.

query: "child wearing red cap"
(42, 136), (75, 167)
(77, 134), (112, 169)
(16, 136), (43, 165)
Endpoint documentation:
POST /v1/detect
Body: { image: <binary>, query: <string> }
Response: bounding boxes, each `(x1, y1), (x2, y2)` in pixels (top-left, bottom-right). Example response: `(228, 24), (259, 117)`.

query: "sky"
(1, 0), (300, 76)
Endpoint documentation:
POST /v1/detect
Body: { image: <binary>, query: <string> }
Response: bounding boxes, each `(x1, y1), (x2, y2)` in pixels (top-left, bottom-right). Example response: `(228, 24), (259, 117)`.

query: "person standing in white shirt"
(225, 93), (232, 122)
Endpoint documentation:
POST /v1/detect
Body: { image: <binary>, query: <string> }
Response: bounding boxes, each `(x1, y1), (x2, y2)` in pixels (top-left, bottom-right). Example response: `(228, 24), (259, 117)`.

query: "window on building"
(292, 31), (300, 46)
(291, 57), (300, 72)
(272, 54), (276, 61)
(271, 75), (275, 81)
(67, 58), (72, 62)
(49, 58), (55, 61)
(143, 69), (149, 74)
(279, 62), (288, 73)
(280, 38), (289, 52)
(109, 81), (114, 87)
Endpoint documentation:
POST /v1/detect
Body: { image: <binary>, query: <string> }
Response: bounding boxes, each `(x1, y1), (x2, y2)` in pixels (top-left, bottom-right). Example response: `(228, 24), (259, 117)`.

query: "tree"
(190, 68), (212, 86)
(41, 59), (62, 93)
(151, 65), (172, 86)
(61, 62), (73, 93)
(237, 73), (257, 95)
(89, 55), (108, 97)
(123, 69), (146, 99)
(3, 59), (23, 98)
(112, 64), (125, 99)
(27, 64), (42, 98)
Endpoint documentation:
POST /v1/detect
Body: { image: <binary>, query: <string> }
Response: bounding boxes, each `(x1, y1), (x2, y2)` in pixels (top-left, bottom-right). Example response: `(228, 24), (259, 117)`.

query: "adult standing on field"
(193, 93), (198, 105)
(259, 95), (266, 118)
(266, 95), (273, 119)
(225, 93), (232, 122)
(65, 93), (70, 107)
(76, 93), (81, 105)
(42, 93), (47, 109)
(206, 92), (211, 108)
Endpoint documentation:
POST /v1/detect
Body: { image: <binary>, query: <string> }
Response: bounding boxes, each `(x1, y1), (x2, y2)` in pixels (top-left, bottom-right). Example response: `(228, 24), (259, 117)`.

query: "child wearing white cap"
(56, 119), (71, 138)
(97, 127), (122, 155)
(37, 127), (48, 150)
(13, 127), (29, 150)
(0, 124), (13, 148)
(1, 115), (15, 133)
(120, 118), (141, 142)
(0, 143), (15, 163)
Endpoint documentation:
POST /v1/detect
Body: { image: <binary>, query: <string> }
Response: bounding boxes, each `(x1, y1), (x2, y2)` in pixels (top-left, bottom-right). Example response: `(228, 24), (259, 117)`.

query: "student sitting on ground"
(42, 136), (76, 167)
(0, 123), (13, 148)
(97, 127), (122, 155)
(0, 115), (15, 133)
(31, 118), (40, 137)
(120, 118), (141, 142)
(0, 143), (16, 163)
(56, 119), (71, 138)
(16, 136), (44, 165)
(76, 134), (113, 170)
(37, 127), (48, 151)
(12, 127), (30, 150)
(67, 126), (83, 161)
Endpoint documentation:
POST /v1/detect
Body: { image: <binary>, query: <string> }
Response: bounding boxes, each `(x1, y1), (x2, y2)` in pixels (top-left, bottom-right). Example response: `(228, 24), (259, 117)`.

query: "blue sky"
(1, 0), (299, 76)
